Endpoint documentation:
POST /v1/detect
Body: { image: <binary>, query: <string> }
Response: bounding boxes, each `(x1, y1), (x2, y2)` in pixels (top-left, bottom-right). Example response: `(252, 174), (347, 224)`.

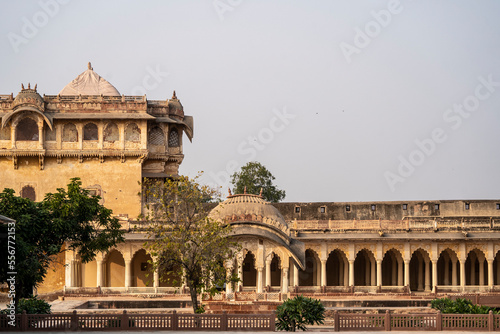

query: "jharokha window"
(168, 128), (179, 147)
(16, 118), (39, 141)
(148, 126), (165, 146)
(83, 123), (98, 141)
(21, 185), (36, 201)
(103, 122), (119, 142)
(63, 123), (78, 142)
(125, 123), (141, 142)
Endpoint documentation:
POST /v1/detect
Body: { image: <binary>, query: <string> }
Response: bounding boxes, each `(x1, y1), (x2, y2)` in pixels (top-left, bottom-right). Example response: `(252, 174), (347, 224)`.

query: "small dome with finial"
(13, 83), (44, 111)
(167, 90), (184, 118)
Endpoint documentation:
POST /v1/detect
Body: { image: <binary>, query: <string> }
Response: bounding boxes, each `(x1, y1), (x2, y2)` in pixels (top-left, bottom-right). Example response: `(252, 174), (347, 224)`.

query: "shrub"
(431, 297), (497, 314)
(16, 296), (51, 314)
(276, 295), (325, 332)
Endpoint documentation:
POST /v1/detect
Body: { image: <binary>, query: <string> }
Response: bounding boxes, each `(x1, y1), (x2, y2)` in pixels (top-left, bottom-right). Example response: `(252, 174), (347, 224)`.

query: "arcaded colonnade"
(64, 240), (500, 294)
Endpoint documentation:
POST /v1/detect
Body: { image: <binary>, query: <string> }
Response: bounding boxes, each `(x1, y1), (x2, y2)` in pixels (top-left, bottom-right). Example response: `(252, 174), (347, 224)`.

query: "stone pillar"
(65, 258), (73, 288)
(226, 268), (233, 294)
(257, 267), (263, 293)
(452, 260), (457, 286)
(125, 259), (132, 290)
(349, 260), (354, 287)
(432, 260), (438, 292)
(265, 260), (271, 289)
(376, 260), (382, 287)
(238, 261), (243, 291)
(460, 260), (466, 291)
(339, 259), (344, 286)
(153, 269), (159, 288)
(294, 263), (299, 287)
(282, 267), (289, 293)
(444, 259), (450, 285)
(418, 257), (424, 291)
(398, 259), (403, 286)
(96, 260), (103, 287)
(424, 259), (431, 291)
(321, 260), (327, 287)
(497, 259), (500, 286)
(404, 260), (410, 287)
(488, 260), (494, 288)
(343, 260), (349, 287)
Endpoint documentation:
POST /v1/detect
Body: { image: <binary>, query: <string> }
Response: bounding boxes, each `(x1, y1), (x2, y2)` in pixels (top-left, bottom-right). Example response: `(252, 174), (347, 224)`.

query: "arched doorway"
(437, 249), (459, 286)
(494, 251), (500, 285)
(326, 249), (348, 286)
(465, 249), (487, 286)
(132, 249), (154, 287)
(105, 250), (125, 287)
(354, 249), (376, 286)
(410, 249), (432, 291)
(299, 249), (320, 286)
(382, 249), (403, 286)
(242, 252), (257, 287)
(270, 254), (281, 287)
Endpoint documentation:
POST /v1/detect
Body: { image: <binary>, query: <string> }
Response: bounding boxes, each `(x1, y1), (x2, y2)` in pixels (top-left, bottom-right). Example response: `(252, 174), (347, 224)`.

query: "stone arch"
(326, 249), (348, 286)
(103, 122), (119, 142)
(20, 185), (36, 201)
(104, 249), (125, 287)
(125, 123), (141, 142)
(466, 248), (487, 286)
(63, 123), (78, 142)
(299, 249), (320, 286)
(83, 122), (98, 141)
(354, 249), (376, 286)
(148, 126), (164, 146)
(410, 248), (432, 291)
(382, 248), (404, 286)
(15, 117), (38, 141)
(494, 250), (500, 285)
(131, 249), (153, 287)
(168, 128), (179, 147)
(437, 248), (460, 286)
(270, 253), (281, 287)
(242, 251), (257, 287)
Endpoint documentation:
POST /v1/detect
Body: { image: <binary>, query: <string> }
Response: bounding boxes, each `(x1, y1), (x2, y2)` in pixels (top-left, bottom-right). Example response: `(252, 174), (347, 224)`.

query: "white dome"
(59, 63), (120, 96)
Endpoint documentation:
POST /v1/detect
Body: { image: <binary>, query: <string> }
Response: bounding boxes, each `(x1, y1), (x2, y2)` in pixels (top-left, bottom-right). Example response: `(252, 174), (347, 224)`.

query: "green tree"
(230, 161), (285, 202)
(141, 175), (239, 313)
(0, 178), (124, 306)
(276, 295), (325, 331)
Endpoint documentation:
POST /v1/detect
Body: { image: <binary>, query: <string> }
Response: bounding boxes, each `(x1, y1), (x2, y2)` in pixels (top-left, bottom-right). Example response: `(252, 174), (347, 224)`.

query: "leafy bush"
(276, 295), (325, 331)
(16, 296), (51, 314)
(431, 297), (497, 314)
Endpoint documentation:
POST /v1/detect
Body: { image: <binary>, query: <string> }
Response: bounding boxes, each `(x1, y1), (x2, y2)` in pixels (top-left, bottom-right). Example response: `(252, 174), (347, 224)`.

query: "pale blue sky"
(1, 0), (499, 202)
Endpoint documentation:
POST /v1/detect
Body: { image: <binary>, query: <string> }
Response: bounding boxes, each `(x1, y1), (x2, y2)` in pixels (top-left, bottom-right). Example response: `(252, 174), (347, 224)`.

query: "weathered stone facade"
(2, 65), (500, 297)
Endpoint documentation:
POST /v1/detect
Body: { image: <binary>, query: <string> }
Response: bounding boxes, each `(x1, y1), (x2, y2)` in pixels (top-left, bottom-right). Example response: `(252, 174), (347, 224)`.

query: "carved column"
(398, 259), (403, 286)
(265, 260), (271, 289)
(226, 267), (233, 294)
(282, 267), (289, 293)
(321, 260), (327, 287)
(452, 259), (457, 286)
(460, 259), (466, 291)
(432, 260), (438, 292)
(479, 258), (485, 286)
(237, 258), (243, 291)
(96, 260), (104, 287)
(124, 259), (132, 290)
(424, 259), (431, 291)
(294, 263), (299, 287)
(376, 260), (382, 287)
(349, 260), (354, 287)
(153, 269), (159, 288)
(343, 260), (349, 287)
(257, 267), (263, 293)
(404, 260), (410, 288)
(488, 260), (494, 288)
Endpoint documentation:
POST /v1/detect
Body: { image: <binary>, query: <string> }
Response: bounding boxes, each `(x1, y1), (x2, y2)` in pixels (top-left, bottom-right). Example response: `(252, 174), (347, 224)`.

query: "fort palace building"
(1, 64), (500, 299)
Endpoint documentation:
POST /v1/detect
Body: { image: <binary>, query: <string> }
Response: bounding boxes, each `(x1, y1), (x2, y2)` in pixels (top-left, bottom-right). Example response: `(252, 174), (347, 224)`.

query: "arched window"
(62, 123), (78, 142)
(21, 185), (36, 201)
(148, 126), (164, 146)
(16, 118), (38, 141)
(0, 126), (10, 140)
(125, 123), (141, 142)
(83, 123), (98, 141)
(103, 122), (119, 142)
(168, 128), (179, 147)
